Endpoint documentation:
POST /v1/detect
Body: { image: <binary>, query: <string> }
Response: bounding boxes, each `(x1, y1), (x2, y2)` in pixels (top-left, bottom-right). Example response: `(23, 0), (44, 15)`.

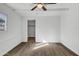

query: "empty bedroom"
(0, 3), (79, 56)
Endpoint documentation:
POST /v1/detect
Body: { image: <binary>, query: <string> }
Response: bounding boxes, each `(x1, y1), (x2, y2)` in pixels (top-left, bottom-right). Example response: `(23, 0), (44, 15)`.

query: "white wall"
(21, 17), (27, 42)
(36, 16), (61, 42)
(0, 4), (23, 55)
(61, 3), (79, 55)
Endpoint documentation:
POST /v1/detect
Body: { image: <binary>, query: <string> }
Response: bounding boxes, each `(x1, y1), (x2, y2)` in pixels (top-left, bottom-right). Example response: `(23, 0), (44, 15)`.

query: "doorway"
(27, 20), (36, 43)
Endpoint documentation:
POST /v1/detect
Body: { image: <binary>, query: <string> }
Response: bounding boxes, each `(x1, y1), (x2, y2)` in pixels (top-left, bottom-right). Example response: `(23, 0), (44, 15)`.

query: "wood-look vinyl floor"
(4, 42), (77, 56)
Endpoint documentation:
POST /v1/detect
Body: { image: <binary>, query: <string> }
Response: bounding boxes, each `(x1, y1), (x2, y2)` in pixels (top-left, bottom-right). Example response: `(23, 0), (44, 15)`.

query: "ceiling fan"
(31, 3), (56, 11)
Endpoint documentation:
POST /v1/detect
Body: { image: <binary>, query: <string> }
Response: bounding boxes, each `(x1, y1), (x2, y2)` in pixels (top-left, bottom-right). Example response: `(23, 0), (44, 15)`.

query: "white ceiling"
(6, 3), (69, 17)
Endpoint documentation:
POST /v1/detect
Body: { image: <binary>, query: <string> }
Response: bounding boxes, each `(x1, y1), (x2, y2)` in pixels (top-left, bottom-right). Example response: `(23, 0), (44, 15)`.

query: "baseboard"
(60, 43), (78, 56)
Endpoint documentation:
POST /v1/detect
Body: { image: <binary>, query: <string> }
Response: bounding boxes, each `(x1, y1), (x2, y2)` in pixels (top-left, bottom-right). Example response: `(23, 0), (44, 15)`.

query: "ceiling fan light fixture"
(31, 3), (56, 11)
(37, 4), (43, 8)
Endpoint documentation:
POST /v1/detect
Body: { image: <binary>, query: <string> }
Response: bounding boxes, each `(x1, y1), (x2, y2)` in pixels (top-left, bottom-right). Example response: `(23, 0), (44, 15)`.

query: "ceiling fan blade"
(44, 3), (56, 4)
(42, 6), (47, 11)
(31, 5), (37, 11)
(34, 3), (56, 4)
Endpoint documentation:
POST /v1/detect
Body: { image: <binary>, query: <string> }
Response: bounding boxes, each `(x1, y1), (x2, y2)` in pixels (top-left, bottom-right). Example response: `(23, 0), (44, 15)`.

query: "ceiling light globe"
(37, 4), (43, 8)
